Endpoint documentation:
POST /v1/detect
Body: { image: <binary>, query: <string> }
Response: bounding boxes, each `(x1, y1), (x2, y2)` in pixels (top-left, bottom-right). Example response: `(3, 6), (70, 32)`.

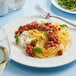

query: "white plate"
(51, 0), (76, 14)
(3, 15), (76, 68)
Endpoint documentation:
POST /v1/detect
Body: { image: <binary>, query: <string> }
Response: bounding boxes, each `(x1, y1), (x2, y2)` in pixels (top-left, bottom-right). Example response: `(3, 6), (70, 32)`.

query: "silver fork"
(35, 5), (76, 27)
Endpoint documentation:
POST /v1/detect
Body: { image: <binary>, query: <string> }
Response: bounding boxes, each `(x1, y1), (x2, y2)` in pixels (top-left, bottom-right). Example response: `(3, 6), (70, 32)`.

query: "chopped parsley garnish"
(33, 47), (43, 54)
(16, 33), (19, 43)
(46, 31), (50, 36)
(40, 36), (43, 40)
(50, 28), (53, 31)
(60, 24), (68, 28)
(41, 21), (45, 27)
(31, 40), (36, 43)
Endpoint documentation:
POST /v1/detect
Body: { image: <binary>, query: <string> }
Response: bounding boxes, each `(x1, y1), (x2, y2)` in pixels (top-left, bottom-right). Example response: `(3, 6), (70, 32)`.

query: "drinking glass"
(8, 0), (25, 10)
(0, 27), (10, 73)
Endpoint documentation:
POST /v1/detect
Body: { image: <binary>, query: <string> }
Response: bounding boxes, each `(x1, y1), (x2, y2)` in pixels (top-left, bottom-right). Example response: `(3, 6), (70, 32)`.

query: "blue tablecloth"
(1, 0), (76, 76)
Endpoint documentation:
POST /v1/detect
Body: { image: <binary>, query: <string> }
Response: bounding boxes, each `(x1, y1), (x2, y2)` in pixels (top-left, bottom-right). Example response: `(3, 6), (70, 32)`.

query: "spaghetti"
(15, 21), (71, 58)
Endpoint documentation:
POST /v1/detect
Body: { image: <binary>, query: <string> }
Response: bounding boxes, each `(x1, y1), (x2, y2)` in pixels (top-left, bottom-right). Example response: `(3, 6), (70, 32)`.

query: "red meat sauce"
(15, 21), (63, 57)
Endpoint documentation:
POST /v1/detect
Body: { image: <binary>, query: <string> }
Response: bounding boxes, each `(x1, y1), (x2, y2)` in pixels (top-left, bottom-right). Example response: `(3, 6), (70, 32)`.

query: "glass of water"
(0, 27), (10, 73)
(8, 0), (25, 10)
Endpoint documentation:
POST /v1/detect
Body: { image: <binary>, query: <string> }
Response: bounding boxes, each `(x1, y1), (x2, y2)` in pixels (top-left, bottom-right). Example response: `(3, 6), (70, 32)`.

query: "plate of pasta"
(3, 15), (76, 68)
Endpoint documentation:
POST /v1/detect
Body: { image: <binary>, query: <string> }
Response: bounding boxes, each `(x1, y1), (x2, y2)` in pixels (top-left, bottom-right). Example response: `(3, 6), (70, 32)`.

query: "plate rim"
(3, 15), (75, 68)
(51, 0), (76, 14)
(10, 56), (75, 68)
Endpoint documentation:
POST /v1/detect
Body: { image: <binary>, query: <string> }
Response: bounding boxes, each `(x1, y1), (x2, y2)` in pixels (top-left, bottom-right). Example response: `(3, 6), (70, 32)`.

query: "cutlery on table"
(35, 5), (76, 28)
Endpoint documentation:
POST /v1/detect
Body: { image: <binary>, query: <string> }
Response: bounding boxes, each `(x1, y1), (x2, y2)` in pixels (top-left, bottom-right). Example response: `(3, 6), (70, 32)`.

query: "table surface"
(1, 0), (76, 76)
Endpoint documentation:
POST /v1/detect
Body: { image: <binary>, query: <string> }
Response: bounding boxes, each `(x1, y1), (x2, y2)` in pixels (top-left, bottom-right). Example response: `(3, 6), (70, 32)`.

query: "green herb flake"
(60, 24), (68, 28)
(33, 47), (43, 54)
(46, 31), (50, 36)
(41, 21), (45, 27)
(40, 36), (43, 40)
(16, 33), (19, 43)
(50, 28), (53, 31)
(63, 33), (66, 35)
(31, 40), (36, 43)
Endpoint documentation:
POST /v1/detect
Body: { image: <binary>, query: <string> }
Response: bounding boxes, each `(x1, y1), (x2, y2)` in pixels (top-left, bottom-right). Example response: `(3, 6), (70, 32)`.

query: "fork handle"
(35, 5), (76, 27)
(50, 15), (76, 27)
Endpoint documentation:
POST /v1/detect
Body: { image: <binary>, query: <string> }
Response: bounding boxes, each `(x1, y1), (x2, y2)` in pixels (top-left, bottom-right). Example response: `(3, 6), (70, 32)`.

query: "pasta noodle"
(15, 21), (71, 58)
